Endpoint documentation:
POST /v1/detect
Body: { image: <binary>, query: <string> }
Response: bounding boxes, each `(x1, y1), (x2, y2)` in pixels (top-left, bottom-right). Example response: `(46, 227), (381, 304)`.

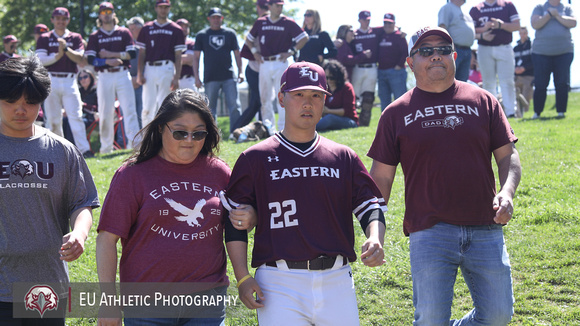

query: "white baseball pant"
(141, 61), (175, 127)
(255, 259), (360, 326)
(259, 59), (288, 132)
(351, 65), (378, 99)
(179, 76), (197, 92)
(44, 74), (91, 153)
(477, 44), (516, 116)
(97, 69), (140, 154)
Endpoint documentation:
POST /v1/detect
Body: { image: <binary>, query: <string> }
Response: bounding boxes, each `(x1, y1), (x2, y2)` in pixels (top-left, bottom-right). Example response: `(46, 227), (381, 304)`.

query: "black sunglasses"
(304, 13), (313, 17)
(411, 46), (454, 58)
(165, 124), (208, 141)
(78, 75), (90, 81)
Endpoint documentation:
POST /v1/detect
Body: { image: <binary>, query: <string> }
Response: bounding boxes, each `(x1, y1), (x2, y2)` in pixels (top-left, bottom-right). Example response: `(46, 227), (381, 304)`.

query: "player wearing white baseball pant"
(141, 61), (175, 126)
(44, 74), (91, 153)
(259, 60), (288, 132)
(97, 69), (140, 154)
(255, 260), (360, 326)
(179, 76), (197, 92)
(351, 65), (378, 99)
(477, 44), (517, 117)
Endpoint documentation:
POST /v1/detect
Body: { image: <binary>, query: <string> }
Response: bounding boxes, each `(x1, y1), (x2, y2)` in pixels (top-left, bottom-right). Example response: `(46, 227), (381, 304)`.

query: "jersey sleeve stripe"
(354, 201), (383, 221)
(35, 49), (48, 55)
(246, 33), (255, 43)
(135, 41), (145, 49)
(174, 44), (186, 52)
(85, 50), (97, 57)
(293, 31), (309, 43)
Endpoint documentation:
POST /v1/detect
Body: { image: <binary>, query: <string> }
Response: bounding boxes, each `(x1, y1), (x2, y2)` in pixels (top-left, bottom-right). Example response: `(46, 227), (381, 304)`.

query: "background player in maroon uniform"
(245, 0), (309, 133)
(85, 2), (140, 154)
(36, 7), (92, 157)
(176, 18), (197, 92)
(136, 0), (185, 127)
(0, 35), (19, 64)
(368, 26), (521, 325)
(377, 13), (408, 111)
(224, 62), (386, 325)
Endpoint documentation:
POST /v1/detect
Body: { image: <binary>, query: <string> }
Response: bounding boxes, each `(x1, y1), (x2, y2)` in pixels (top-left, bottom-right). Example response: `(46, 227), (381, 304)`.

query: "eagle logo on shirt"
(11, 160), (34, 179)
(164, 198), (206, 227)
(443, 115), (464, 130)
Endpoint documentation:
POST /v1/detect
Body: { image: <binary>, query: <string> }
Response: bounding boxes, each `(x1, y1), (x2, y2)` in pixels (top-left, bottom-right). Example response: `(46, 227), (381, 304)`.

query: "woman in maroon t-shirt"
(316, 59), (358, 131)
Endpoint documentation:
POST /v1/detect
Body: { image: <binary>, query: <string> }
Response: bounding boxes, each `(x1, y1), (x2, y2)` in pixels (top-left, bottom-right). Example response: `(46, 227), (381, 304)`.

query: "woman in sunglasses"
(297, 9), (337, 65)
(77, 69), (97, 127)
(96, 89), (253, 326)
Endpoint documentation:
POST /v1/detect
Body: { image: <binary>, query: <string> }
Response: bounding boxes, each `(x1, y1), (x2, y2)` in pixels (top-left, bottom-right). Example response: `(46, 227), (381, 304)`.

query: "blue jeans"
(409, 222), (514, 326)
(378, 68), (407, 111)
(532, 52), (574, 115)
(134, 85), (143, 129)
(204, 79), (242, 133)
(316, 114), (357, 131)
(233, 65), (261, 130)
(455, 47), (472, 82)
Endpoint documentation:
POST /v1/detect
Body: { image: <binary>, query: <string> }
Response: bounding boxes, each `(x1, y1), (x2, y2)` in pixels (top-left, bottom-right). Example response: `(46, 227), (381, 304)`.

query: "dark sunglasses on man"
(411, 46), (454, 58)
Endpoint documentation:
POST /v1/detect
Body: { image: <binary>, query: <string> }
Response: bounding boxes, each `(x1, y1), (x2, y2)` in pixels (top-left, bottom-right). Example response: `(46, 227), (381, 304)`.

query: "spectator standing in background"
(438, 0), (475, 82)
(470, 0), (521, 118)
(531, 0), (576, 119)
(127, 16), (144, 128)
(513, 26), (534, 117)
(34, 24), (49, 42)
(0, 35), (20, 63)
(176, 18), (197, 92)
(377, 13), (408, 111)
(297, 9), (337, 66)
(193, 7), (244, 136)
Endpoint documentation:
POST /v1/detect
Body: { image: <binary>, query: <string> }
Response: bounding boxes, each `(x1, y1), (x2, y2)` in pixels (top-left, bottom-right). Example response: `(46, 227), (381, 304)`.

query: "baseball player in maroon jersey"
(0, 35), (20, 64)
(176, 18), (197, 92)
(85, 2), (140, 154)
(136, 0), (185, 127)
(245, 0), (309, 133)
(36, 7), (92, 157)
(34, 24), (49, 42)
(470, 0), (521, 118)
(223, 62), (387, 325)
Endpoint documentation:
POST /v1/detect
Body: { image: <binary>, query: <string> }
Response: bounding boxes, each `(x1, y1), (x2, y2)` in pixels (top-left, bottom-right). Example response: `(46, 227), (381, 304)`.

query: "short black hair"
(0, 56), (50, 104)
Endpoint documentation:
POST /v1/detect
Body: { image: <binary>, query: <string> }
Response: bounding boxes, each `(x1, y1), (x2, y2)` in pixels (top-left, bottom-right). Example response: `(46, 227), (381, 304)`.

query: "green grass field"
(69, 92), (580, 325)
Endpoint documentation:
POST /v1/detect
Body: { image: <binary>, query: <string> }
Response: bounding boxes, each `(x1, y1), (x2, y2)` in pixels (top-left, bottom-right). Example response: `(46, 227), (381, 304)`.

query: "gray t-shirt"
(438, 2), (475, 47)
(532, 2), (574, 55)
(0, 128), (99, 301)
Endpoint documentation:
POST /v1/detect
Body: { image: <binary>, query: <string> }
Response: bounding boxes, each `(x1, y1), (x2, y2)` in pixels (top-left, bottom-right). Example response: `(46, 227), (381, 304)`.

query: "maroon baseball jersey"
(224, 133), (386, 268)
(136, 20), (186, 62)
(470, 0), (520, 46)
(86, 26), (135, 72)
(0, 53), (19, 63)
(246, 15), (307, 57)
(180, 38), (195, 77)
(36, 30), (84, 73)
(367, 81), (518, 235)
(378, 30), (408, 70)
(352, 27), (384, 64)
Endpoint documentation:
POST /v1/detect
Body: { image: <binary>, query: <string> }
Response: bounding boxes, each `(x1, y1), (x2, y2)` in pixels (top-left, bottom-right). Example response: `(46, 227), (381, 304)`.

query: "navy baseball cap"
(156, 0), (170, 6)
(99, 2), (114, 12)
(34, 24), (49, 34)
(207, 8), (223, 17)
(52, 7), (70, 18)
(383, 13), (395, 23)
(280, 62), (331, 95)
(3, 35), (18, 43)
(359, 10), (371, 20)
(408, 26), (454, 56)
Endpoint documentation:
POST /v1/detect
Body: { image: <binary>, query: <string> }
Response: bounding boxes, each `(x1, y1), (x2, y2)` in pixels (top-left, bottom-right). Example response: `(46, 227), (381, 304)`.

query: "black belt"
(103, 66), (127, 73)
(50, 72), (74, 78)
(262, 56), (279, 61)
(147, 60), (170, 66)
(357, 63), (375, 68)
(265, 255), (347, 271)
(456, 45), (471, 50)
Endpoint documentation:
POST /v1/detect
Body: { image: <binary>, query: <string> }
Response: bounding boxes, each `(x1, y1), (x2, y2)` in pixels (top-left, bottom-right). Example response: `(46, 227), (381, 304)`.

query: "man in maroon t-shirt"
(368, 27), (521, 325)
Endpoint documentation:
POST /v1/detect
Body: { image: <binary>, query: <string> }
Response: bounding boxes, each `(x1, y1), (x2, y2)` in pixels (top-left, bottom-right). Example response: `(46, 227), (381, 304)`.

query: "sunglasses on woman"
(78, 75), (90, 81)
(304, 13), (313, 17)
(410, 46), (454, 58)
(165, 124), (208, 141)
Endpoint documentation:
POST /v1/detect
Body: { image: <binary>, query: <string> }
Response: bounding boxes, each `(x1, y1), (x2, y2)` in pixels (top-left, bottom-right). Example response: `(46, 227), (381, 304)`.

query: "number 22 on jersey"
(269, 200), (298, 229)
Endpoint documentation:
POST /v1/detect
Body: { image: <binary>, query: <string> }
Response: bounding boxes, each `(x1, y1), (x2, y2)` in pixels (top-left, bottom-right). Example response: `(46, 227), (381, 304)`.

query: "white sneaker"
(532, 113), (540, 120)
